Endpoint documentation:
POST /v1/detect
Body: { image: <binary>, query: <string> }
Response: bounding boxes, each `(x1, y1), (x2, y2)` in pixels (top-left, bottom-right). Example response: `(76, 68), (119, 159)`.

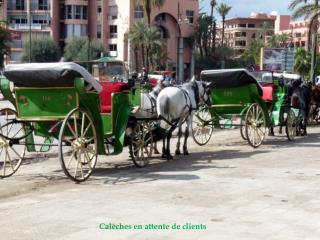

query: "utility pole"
(28, 0), (32, 62)
(311, 0), (319, 83)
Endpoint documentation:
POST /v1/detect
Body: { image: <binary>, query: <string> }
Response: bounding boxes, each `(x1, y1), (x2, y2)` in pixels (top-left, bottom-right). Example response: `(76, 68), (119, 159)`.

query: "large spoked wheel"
(245, 103), (267, 148)
(240, 114), (247, 140)
(286, 109), (296, 141)
(192, 108), (213, 146)
(59, 108), (98, 182)
(129, 121), (153, 168)
(0, 108), (27, 178)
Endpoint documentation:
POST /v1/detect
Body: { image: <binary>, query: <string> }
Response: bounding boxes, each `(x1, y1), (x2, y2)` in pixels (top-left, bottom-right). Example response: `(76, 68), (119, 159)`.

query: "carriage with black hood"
(192, 69), (271, 148)
(0, 62), (158, 182)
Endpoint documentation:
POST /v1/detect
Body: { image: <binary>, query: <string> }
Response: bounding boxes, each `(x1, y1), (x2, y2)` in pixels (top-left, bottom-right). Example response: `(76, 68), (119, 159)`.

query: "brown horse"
(309, 85), (320, 123)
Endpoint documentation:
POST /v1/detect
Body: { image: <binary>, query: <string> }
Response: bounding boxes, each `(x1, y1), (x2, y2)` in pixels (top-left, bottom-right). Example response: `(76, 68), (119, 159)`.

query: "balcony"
(9, 24), (50, 30)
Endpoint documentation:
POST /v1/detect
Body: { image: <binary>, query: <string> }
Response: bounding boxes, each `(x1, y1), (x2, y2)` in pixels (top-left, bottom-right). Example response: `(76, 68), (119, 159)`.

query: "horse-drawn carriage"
(0, 62), (156, 182)
(191, 69), (300, 148)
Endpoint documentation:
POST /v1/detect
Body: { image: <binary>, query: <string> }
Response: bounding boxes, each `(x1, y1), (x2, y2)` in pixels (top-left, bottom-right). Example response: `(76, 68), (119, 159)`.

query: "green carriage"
(192, 69), (270, 148)
(0, 62), (153, 182)
(252, 71), (301, 140)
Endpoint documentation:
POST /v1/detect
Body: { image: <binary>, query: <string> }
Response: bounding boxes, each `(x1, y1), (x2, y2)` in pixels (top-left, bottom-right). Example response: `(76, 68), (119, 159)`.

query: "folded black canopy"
(3, 62), (102, 92)
(201, 69), (263, 96)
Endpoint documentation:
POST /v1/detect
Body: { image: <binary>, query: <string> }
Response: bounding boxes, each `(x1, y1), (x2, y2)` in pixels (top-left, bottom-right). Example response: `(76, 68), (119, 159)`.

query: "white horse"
(140, 79), (169, 153)
(156, 77), (212, 159)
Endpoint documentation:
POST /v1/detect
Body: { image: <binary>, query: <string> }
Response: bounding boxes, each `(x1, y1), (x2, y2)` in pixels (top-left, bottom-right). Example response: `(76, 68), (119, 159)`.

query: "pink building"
(2, 0), (198, 80)
(275, 15), (310, 49)
(224, 13), (276, 53)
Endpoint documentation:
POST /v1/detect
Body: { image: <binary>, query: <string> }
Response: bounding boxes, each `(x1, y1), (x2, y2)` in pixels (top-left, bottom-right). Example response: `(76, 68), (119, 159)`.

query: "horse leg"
(153, 141), (160, 154)
(161, 135), (166, 158)
(183, 117), (191, 155)
(175, 122), (182, 155)
(166, 129), (173, 160)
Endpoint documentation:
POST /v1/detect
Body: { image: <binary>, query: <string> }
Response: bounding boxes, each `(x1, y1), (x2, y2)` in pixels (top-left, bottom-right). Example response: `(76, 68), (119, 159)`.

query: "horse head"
(190, 76), (212, 107)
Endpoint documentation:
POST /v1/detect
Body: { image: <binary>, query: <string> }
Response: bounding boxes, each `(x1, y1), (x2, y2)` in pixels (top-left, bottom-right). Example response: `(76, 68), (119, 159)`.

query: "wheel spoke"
(66, 150), (76, 169)
(67, 122), (77, 139)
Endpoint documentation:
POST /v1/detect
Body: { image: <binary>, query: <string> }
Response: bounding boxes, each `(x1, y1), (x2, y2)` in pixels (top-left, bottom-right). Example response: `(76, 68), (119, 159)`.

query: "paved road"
(1, 126), (320, 240)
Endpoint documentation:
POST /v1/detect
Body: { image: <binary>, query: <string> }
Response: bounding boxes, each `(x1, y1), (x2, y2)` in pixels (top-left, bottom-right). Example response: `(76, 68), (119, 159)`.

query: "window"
(109, 44), (117, 51)
(109, 44), (117, 57)
(9, 15), (27, 24)
(97, 24), (101, 38)
(295, 32), (302, 38)
(75, 5), (81, 19)
(238, 23), (246, 28)
(38, 0), (49, 10)
(235, 40), (246, 46)
(235, 32), (246, 37)
(66, 24), (87, 38)
(134, 5), (144, 19)
(109, 25), (117, 38)
(16, 0), (25, 10)
(97, 6), (102, 14)
(248, 23), (255, 28)
(66, 5), (72, 19)
(251, 33), (256, 38)
(65, 5), (87, 20)
(32, 15), (49, 24)
(108, 6), (118, 20)
(186, 10), (194, 24)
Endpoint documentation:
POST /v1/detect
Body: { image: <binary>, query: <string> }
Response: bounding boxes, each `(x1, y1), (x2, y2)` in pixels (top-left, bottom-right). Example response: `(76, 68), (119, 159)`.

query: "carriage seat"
(262, 86), (274, 102)
(99, 82), (130, 113)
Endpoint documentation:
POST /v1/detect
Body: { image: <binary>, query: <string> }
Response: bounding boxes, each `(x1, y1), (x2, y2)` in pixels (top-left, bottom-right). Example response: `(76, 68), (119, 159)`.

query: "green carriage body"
(201, 69), (269, 127)
(0, 64), (132, 156)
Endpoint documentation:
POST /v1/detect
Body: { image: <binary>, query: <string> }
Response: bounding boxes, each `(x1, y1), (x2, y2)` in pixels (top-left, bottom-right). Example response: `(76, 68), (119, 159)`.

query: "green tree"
(294, 47), (311, 77)
(64, 37), (105, 62)
(210, 0), (217, 51)
(129, 20), (163, 71)
(21, 37), (60, 63)
(0, 24), (11, 69)
(144, 25), (162, 70)
(242, 40), (265, 65)
(196, 13), (213, 58)
(129, 20), (148, 71)
(289, 0), (319, 82)
(216, 3), (232, 46)
(268, 33), (290, 48)
(134, 0), (165, 25)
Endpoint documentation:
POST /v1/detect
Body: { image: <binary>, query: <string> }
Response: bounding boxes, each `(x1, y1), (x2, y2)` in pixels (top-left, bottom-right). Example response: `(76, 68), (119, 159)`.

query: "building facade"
(2, 0), (198, 79)
(224, 13), (276, 53)
(275, 15), (310, 50)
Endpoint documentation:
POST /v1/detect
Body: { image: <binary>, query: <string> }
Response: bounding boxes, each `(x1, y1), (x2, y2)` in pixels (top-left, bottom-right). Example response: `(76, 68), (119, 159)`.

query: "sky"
(200, 0), (292, 19)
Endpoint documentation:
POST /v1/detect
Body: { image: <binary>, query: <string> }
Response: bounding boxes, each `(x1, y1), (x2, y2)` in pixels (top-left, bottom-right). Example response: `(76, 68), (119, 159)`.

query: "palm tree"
(210, 0), (217, 51)
(144, 25), (162, 70)
(216, 3), (232, 46)
(129, 20), (147, 71)
(134, 0), (166, 25)
(289, 0), (319, 82)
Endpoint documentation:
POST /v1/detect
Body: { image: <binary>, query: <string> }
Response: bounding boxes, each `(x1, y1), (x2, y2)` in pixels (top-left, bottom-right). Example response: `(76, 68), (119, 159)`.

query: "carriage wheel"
(129, 121), (153, 168)
(245, 103), (267, 148)
(240, 114), (247, 140)
(0, 108), (26, 178)
(192, 108), (213, 146)
(286, 109), (296, 141)
(59, 108), (98, 182)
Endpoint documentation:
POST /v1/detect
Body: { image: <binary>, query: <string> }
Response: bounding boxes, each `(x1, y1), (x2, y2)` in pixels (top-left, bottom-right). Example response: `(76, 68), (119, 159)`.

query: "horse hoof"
(175, 150), (181, 155)
(154, 149), (160, 154)
(183, 151), (189, 155)
(167, 154), (173, 160)
(161, 154), (167, 159)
